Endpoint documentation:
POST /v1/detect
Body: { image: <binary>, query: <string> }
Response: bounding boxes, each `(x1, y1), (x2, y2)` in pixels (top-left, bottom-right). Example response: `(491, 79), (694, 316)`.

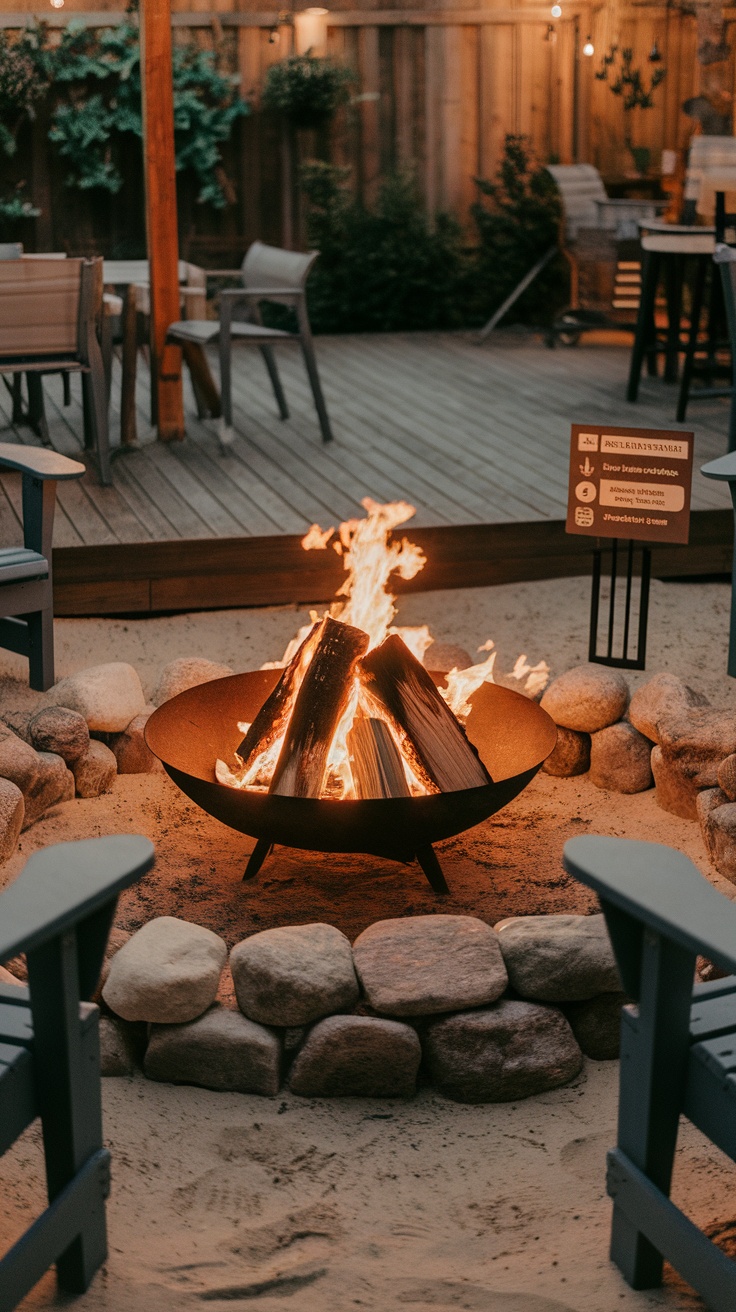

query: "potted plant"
(261, 53), (354, 129)
(596, 44), (666, 176)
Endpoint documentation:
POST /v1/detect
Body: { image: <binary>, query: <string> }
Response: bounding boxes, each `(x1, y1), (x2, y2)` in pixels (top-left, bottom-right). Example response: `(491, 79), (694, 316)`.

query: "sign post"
(566, 424), (694, 669)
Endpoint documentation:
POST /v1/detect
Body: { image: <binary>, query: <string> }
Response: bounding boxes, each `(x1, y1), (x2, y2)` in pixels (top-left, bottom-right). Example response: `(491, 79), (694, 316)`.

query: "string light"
(583, 35), (595, 57)
(49, 0), (65, 8)
(551, 4), (562, 17)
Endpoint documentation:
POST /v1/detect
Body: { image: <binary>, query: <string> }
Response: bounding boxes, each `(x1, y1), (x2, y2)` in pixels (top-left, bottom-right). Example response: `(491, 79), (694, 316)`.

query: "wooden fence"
(1, 3), (734, 261)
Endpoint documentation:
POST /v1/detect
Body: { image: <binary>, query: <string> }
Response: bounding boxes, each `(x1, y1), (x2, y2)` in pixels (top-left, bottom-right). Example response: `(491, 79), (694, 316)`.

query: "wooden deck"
(0, 329), (732, 613)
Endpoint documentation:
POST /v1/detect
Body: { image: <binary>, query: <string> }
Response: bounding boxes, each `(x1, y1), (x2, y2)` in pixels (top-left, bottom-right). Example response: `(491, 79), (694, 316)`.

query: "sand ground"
(2, 573), (736, 1311)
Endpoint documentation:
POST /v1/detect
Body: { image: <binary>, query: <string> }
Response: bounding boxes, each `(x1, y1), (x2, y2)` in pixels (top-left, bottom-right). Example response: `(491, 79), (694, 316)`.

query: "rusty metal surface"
(145, 670), (557, 862)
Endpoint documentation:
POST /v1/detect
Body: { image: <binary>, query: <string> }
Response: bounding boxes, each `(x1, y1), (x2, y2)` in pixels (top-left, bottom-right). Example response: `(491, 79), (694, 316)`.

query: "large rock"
(495, 913), (620, 1001)
(145, 1005), (281, 1096)
(72, 739), (117, 798)
(651, 746), (701, 821)
(697, 789), (736, 884)
(564, 993), (628, 1060)
(97, 927), (132, 994)
(0, 778), (23, 861)
(152, 657), (233, 707)
(103, 916), (227, 1024)
(230, 923), (358, 1027)
(718, 754), (736, 802)
(22, 752), (74, 830)
(424, 1001), (583, 1103)
(28, 706), (89, 764)
(0, 725), (40, 795)
(352, 915), (507, 1017)
(542, 726), (590, 778)
(540, 665), (629, 733)
(629, 672), (709, 744)
(589, 721), (653, 794)
(1, 709), (32, 743)
(288, 1015), (421, 1097)
(99, 1016), (139, 1077)
(658, 707), (736, 790)
(109, 708), (160, 774)
(424, 643), (473, 674)
(46, 663), (145, 733)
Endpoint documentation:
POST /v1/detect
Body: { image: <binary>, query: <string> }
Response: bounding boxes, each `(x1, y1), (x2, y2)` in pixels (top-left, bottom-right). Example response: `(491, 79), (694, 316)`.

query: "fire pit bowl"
(145, 670), (557, 893)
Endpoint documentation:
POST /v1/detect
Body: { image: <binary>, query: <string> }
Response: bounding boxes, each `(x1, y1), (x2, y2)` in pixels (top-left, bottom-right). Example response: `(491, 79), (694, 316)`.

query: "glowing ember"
(215, 498), (549, 799)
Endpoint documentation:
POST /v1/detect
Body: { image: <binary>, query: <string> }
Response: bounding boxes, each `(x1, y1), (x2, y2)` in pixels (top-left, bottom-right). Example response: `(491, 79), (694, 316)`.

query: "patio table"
(102, 259), (219, 446)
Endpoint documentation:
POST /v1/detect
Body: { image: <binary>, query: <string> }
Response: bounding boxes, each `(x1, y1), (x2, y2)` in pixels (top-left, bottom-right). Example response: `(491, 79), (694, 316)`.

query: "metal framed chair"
(0, 835), (155, 1312)
(166, 241), (334, 446)
(0, 258), (111, 485)
(0, 442), (85, 691)
(564, 835), (736, 1312)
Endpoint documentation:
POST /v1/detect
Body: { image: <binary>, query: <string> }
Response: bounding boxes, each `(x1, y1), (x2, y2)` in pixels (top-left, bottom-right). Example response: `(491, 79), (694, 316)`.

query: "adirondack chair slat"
(0, 1044), (37, 1157)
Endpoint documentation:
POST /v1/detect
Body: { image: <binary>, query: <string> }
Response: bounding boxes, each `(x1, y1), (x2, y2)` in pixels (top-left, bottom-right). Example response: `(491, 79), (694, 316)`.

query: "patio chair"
(0, 258), (112, 486)
(0, 442), (85, 691)
(563, 835), (736, 1312)
(166, 241), (334, 446)
(0, 834), (155, 1312)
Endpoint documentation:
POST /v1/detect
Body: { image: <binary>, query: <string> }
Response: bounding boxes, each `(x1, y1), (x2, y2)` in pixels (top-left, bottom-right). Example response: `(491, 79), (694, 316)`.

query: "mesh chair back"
(242, 241), (317, 293)
(0, 259), (85, 356)
(546, 164), (607, 240)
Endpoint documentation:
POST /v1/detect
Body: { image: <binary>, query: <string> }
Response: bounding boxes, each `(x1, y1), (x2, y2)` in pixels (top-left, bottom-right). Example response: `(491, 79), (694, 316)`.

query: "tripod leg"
(415, 845), (449, 895)
(243, 838), (274, 881)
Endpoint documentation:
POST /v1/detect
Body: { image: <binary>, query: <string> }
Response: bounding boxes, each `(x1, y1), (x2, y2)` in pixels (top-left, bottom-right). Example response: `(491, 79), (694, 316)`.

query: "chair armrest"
(0, 835), (154, 963)
(563, 836), (736, 974)
(0, 443), (85, 482)
(702, 451), (736, 482)
(219, 287), (303, 301)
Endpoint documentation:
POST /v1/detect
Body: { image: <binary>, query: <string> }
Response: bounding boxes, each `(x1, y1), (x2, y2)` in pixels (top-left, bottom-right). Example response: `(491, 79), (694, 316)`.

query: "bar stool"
(676, 192), (736, 424)
(626, 222), (715, 402)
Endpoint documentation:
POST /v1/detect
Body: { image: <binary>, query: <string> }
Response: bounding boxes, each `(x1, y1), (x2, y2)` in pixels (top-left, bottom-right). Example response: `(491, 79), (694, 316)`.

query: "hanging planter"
(262, 54), (354, 130)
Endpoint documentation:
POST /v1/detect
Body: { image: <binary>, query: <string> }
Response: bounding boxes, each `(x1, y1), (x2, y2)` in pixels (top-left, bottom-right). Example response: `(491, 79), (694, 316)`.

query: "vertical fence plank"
(358, 26), (381, 206)
(424, 24), (442, 216)
(395, 26), (414, 169)
(480, 22), (516, 181)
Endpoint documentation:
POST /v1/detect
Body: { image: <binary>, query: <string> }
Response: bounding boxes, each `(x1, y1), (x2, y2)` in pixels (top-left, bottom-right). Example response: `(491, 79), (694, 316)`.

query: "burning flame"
(215, 498), (549, 798)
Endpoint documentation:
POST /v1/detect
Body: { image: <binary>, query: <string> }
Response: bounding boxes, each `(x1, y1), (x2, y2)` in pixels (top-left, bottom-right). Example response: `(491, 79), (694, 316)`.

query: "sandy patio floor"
(2, 572), (736, 1311)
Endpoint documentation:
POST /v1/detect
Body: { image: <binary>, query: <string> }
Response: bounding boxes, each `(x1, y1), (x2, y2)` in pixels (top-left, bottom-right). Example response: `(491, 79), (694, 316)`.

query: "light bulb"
(583, 36), (594, 57)
(551, 4), (562, 17)
(50, 0), (64, 7)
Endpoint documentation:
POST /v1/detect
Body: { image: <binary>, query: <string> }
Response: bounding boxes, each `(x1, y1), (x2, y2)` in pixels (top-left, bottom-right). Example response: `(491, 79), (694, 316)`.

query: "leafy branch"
(595, 45), (666, 111)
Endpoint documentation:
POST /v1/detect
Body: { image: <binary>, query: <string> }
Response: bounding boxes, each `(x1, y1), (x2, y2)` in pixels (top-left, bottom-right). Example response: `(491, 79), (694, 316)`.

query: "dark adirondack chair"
(0, 442), (85, 692)
(563, 835), (736, 1312)
(0, 834), (155, 1312)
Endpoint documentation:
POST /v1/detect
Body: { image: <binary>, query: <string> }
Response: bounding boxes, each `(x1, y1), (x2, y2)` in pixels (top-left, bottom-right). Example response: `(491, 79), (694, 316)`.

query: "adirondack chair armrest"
(0, 835), (154, 966)
(563, 835), (736, 983)
(0, 444), (85, 482)
(219, 288), (304, 308)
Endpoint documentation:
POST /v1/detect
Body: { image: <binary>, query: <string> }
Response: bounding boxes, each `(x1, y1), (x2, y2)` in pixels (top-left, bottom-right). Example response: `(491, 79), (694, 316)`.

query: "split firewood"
(359, 634), (493, 793)
(236, 621), (322, 768)
(270, 616), (369, 798)
(348, 715), (411, 799)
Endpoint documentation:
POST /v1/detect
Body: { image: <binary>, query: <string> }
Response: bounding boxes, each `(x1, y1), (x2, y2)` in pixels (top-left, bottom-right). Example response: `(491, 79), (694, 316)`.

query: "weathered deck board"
(0, 330), (730, 559)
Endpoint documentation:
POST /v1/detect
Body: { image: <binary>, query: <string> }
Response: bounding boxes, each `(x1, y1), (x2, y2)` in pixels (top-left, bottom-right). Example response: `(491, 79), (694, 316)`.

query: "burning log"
(270, 616), (369, 798)
(347, 715), (411, 799)
(359, 634), (493, 793)
(236, 621), (322, 768)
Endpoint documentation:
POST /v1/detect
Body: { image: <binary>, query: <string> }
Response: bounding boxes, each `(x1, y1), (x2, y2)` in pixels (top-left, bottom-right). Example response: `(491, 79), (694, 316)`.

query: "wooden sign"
(566, 424), (694, 545)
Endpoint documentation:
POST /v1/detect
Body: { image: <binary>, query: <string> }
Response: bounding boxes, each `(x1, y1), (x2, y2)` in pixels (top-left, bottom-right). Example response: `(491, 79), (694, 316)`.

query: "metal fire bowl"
(145, 670), (557, 867)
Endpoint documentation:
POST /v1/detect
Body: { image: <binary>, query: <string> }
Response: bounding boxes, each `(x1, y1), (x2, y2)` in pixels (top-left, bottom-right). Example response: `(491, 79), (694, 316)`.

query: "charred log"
(348, 715), (411, 799)
(359, 634), (493, 792)
(236, 621), (322, 768)
(269, 616), (369, 798)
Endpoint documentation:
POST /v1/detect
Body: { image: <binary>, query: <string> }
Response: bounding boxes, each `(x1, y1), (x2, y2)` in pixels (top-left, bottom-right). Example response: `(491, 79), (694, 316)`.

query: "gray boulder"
(494, 913), (620, 1001)
(0, 778), (23, 861)
(540, 664), (629, 733)
(0, 725), (40, 795)
(542, 726), (590, 778)
(629, 672), (709, 744)
(658, 707), (736, 789)
(22, 752), (74, 829)
(697, 789), (736, 884)
(424, 1000), (583, 1103)
(109, 708), (160, 774)
(352, 914), (507, 1017)
(46, 662), (145, 733)
(424, 643), (473, 674)
(145, 1005), (281, 1096)
(72, 739), (117, 798)
(152, 657), (233, 707)
(718, 754), (736, 802)
(103, 916), (227, 1023)
(589, 721), (653, 793)
(28, 706), (89, 763)
(99, 1016), (139, 1077)
(1, 709), (32, 743)
(564, 993), (629, 1060)
(230, 923), (359, 1027)
(288, 1015), (421, 1097)
(651, 745), (702, 821)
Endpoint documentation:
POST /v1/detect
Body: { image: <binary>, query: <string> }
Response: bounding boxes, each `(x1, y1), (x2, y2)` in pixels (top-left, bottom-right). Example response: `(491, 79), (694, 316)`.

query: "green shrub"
(262, 55), (354, 127)
(299, 161), (467, 333)
(470, 134), (568, 325)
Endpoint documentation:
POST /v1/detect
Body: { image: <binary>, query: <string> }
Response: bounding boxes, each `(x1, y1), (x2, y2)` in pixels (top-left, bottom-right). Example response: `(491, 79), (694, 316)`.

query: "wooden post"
(139, 0), (185, 441)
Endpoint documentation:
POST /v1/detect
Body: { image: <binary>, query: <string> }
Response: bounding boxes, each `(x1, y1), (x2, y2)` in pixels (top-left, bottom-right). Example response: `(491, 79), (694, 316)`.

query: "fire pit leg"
(243, 838), (274, 881)
(415, 845), (449, 895)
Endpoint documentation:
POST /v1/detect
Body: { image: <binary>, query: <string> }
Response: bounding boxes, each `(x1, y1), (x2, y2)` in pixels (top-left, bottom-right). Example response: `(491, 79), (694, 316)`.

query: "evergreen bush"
(262, 55), (354, 128)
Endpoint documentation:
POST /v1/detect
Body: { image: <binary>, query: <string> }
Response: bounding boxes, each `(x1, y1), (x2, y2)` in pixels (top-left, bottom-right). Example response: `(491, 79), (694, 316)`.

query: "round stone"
(152, 657), (234, 707)
(589, 721), (653, 793)
(352, 915), (507, 1017)
(288, 1015), (421, 1098)
(29, 706), (89, 763)
(0, 777), (24, 862)
(0, 725), (40, 795)
(540, 664), (629, 733)
(542, 726), (590, 778)
(718, 753), (736, 802)
(230, 923), (359, 1027)
(103, 916), (227, 1024)
(494, 913), (620, 1001)
(424, 643), (474, 674)
(46, 663), (145, 733)
(145, 1005), (281, 1095)
(629, 672), (709, 744)
(72, 740), (118, 798)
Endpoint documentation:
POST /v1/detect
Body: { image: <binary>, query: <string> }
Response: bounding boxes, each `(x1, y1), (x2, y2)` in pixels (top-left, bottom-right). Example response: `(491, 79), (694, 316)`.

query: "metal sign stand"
(588, 538), (652, 670)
